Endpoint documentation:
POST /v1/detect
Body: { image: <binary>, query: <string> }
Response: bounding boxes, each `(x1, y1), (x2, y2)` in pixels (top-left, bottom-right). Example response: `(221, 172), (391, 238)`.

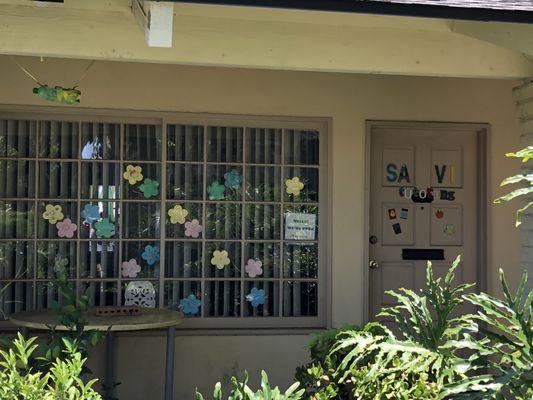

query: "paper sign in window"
(284, 212), (316, 240)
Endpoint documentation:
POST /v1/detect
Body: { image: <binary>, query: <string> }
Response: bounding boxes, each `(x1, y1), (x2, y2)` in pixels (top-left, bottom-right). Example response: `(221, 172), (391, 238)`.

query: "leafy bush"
(195, 370), (304, 400)
(0, 333), (102, 400)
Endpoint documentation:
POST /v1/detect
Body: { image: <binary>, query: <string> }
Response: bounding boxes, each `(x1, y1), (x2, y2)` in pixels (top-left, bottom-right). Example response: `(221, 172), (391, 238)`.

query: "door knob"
(369, 260), (380, 269)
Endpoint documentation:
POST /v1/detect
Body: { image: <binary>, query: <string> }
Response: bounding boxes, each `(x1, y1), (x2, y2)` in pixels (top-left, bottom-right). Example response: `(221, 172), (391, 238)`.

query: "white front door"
(368, 123), (484, 319)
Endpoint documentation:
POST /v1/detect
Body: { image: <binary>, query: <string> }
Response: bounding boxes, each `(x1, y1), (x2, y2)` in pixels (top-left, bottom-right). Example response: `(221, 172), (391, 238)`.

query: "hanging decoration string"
(10, 56), (43, 86)
(73, 59), (96, 88)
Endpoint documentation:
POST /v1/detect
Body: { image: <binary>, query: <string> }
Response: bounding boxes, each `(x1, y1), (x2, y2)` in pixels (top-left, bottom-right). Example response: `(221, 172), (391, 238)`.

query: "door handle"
(369, 260), (380, 270)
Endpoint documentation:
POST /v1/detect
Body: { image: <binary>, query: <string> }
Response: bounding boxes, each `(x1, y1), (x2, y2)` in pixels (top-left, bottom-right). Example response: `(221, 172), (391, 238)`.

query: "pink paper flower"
(245, 259), (263, 277)
(184, 219), (204, 238)
(56, 218), (77, 238)
(122, 259), (141, 278)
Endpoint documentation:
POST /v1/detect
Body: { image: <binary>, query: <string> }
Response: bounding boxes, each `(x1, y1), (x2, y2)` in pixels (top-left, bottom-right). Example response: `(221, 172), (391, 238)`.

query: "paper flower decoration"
(179, 294), (201, 315)
(168, 204), (188, 224)
(210, 250), (230, 270)
(285, 177), (305, 196)
(56, 218), (77, 238)
(81, 204), (100, 224)
(141, 245), (160, 266)
(184, 219), (203, 238)
(224, 169), (243, 189)
(95, 218), (115, 238)
(246, 288), (265, 307)
(207, 181), (225, 200)
(42, 204), (64, 224)
(245, 259), (263, 278)
(123, 165), (143, 185)
(139, 178), (160, 199)
(122, 258), (141, 278)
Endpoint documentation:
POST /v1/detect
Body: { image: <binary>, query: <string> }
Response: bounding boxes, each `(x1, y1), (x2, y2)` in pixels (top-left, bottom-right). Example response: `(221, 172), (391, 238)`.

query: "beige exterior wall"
(0, 55), (523, 398)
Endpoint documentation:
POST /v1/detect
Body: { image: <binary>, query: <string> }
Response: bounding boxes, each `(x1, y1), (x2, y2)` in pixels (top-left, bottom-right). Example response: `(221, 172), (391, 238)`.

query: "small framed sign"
(284, 212), (316, 240)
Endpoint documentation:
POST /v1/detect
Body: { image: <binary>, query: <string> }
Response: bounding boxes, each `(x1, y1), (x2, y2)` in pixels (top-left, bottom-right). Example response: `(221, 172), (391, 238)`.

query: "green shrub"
(0, 333), (102, 400)
(195, 370), (304, 400)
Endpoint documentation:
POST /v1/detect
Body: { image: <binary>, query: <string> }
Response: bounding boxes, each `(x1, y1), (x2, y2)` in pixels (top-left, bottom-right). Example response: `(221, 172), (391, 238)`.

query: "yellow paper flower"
(168, 204), (189, 224)
(210, 250), (230, 270)
(42, 204), (64, 224)
(123, 165), (143, 185)
(285, 176), (305, 196)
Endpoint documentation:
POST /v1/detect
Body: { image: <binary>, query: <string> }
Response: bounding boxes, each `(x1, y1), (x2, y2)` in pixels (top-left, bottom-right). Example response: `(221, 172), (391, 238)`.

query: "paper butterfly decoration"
(95, 218), (115, 238)
(245, 259), (263, 278)
(207, 181), (225, 200)
(246, 288), (265, 307)
(81, 204), (100, 224)
(124, 281), (156, 308)
(168, 204), (188, 224)
(141, 245), (160, 266)
(179, 294), (201, 315)
(210, 250), (230, 270)
(122, 259), (142, 278)
(285, 177), (305, 196)
(184, 219), (203, 238)
(224, 169), (243, 189)
(42, 204), (64, 224)
(139, 178), (159, 199)
(123, 165), (143, 185)
(56, 218), (77, 238)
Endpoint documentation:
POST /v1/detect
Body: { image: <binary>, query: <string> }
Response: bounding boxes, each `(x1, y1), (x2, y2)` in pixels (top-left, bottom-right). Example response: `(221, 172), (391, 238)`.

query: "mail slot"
(402, 249), (444, 261)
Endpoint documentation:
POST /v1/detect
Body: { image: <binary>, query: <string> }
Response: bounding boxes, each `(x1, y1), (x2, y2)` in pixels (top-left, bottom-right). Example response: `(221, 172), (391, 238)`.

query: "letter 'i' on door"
(368, 122), (486, 325)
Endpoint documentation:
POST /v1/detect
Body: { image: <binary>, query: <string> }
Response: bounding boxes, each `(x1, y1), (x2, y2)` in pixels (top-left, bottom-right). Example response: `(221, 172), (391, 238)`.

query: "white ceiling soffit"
(131, 0), (174, 48)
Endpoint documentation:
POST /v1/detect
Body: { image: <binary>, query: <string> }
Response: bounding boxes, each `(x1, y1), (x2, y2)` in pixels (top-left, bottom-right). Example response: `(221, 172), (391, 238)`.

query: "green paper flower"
(207, 181), (225, 200)
(95, 218), (115, 238)
(139, 178), (160, 199)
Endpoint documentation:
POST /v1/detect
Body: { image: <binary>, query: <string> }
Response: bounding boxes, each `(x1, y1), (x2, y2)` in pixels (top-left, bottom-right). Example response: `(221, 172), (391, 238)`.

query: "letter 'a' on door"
(367, 122), (487, 323)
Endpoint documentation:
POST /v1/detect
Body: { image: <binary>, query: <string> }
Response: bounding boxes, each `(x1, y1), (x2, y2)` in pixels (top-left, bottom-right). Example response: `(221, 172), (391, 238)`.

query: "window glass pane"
(245, 166), (281, 202)
(205, 204), (241, 240)
(0, 160), (35, 198)
(244, 242), (280, 278)
(205, 242), (241, 278)
(165, 241), (202, 278)
(81, 122), (120, 160)
(0, 281), (33, 318)
(79, 241), (119, 278)
(166, 202), (202, 238)
(204, 280), (240, 317)
(37, 201), (78, 239)
(284, 129), (319, 165)
(246, 128), (281, 164)
(284, 243), (318, 279)
(39, 121), (78, 159)
(80, 162), (120, 199)
(167, 125), (203, 161)
(124, 124), (161, 161)
(164, 280), (202, 317)
(39, 161), (78, 199)
(122, 242), (160, 279)
(122, 280), (158, 307)
(283, 281), (318, 317)
(37, 241), (77, 279)
(123, 163), (161, 200)
(207, 126), (243, 163)
(206, 165), (242, 201)
(80, 281), (118, 307)
(0, 241), (34, 279)
(0, 201), (35, 239)
(0, 119), (37, 158)
(244, 281), (277, 317)
(166, 163), (203, 200)
(284, 167), (319, 203)
(245, 204), (281, 240)
(122, 202), (160, 239)
(79, 201), (119, 239)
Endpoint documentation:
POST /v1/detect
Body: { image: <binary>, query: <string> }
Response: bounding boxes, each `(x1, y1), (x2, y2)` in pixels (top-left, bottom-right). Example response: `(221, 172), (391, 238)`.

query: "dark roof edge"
(174, 0), (533, 23)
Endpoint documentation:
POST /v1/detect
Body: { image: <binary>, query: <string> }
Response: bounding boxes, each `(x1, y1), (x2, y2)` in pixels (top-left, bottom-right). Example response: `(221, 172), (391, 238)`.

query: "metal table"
(10, 308), (184, 400)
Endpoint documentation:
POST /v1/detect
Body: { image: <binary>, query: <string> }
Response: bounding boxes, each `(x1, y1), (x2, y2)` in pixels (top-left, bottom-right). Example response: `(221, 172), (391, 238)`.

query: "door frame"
(363, 120), (490, 322)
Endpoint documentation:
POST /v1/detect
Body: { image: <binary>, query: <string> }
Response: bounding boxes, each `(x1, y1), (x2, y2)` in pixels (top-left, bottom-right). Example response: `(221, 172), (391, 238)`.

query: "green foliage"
(494, 146), (533, 226)
(195, 371), (304, 400)
(0, 333), (102, 400)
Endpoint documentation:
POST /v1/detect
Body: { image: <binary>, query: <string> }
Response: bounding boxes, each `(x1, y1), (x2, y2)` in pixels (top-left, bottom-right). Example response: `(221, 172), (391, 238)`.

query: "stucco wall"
(0, 56), (524, 399)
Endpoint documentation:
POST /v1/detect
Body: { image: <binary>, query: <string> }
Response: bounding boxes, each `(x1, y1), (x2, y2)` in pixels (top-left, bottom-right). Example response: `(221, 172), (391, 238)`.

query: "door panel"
(369, 125), (480, 320)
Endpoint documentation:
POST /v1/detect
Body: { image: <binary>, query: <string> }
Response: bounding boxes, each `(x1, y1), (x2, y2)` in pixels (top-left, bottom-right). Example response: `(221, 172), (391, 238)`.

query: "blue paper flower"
(81, 204), (100, 224)
(246, 288), (265, 307)
(141, 245), (160, 266)
(224, 169), (243, 189)
(179, 294), (201, 315)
